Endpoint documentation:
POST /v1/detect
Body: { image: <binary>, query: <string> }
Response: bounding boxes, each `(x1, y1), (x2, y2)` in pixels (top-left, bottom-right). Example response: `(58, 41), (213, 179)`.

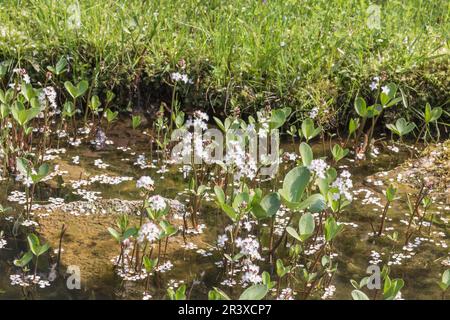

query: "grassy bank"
(0, 0), (448, 125)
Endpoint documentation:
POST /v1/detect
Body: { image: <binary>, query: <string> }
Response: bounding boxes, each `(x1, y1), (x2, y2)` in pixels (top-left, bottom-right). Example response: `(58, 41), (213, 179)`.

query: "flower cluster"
(148, 195), (167, 212)
(136, 176), (154, 190)
(235, 236), (261, 260)
(308, 159), (329, 179)
(331, 170), (353, 201)
(171, 72), (193, 84)
(137, 221), (160, 243)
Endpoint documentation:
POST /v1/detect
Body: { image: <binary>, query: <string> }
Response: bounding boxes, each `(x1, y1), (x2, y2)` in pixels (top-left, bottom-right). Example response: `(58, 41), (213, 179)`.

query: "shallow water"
(0, 131), (448, 300)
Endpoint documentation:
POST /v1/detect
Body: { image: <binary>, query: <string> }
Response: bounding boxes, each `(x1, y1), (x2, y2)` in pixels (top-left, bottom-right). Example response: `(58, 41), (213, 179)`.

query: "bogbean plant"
(0, 59), (129, 296)
(209, 113), (351, 299)
(12, 233), (51, 296)
(439, 269), (450, 299)
(416, 103), (444, 144)
(350, 83), (402, 155)
(15, 157), (51, 218)
(348, 81), (446, 153)
(0, 57), (447, 300)
(351, 265), (404, 300)
(108, 178), (178, 295)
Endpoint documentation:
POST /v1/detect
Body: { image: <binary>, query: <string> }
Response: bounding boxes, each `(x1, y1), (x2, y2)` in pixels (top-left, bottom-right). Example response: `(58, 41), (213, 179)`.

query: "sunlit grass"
(0, 0), (448, 118)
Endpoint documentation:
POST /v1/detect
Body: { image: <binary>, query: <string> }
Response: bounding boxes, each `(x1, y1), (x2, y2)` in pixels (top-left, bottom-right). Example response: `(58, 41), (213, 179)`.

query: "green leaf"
(106, 109), (118, 123)
(348, 118), (359, 135)
(55, 56), (68, 75)
(221, 203), (238, 222)
(324, 216), (344, 242)
(354, 97), (367, 117)
(27, 233), (41, 256)
(176, 285), (187, 300)
(256, 192), (281, 219)
(31, 163), (51, 183)
(276, 259), (288, 277)
(430, 107), (442, 122)
(90, 95), (101, 111)
(123, 227), (138, 239)
(16, 157), (30, 176)
(442, 269), (450, 287)
(299, 142), (313, 166)
(351, 290), (370, 300)
(0, 103), (10, 119)
(214, 186), (226, 204)
(232, 192), (250, 211)
(143, 256), (158, 273)
(439, 269), (450, 291)
(239, 284), (268, 300)
(286, 226), (301, 241)
(62, 101), (76, 118)
(270, 109), (287, 129)
(387, 118), (415, 137)
(331, 144), (349, 162)
(384, 279), (404, 300)
(299, 212), (315, 240)
(65, 80), (88, 98)
(37, 243), (50, 256)
(278, 166), (310, 204)
(131, 115), (141, 129)
(64, 81), (78, 99)
(21, 83), (36, 102)
(297, 193), (326, 213)
(108, 227), (121, 242)
(213, 116), (225, 132)
(210, 287), (231, 300)
(385, 184), (397, 202)
(159, 220), (177, 237)
(301, 118), (321, 141)
(77, 80), (88, 97)
(425, 103), (442, 123)
(262, 271), (276, 289)
(14, 251), (33, 268)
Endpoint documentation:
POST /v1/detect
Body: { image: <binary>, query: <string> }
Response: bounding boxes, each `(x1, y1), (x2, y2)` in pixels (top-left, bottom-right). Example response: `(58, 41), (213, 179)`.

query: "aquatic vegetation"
(386, 118), (416, 142)
(0, 2), (448, 301)
(416, 103), (444, 144)
(376, 185), (397, 237)
(351, 266), (404, 300)
(0, 104), (447, 300)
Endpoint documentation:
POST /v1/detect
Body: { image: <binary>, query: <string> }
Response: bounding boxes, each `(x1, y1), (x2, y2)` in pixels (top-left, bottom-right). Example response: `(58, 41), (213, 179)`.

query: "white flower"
(235, 236), (261, 260)
(241, 262), (262, 285)
(369, 81), (378, 91)
(308, 159), (329, 179)
(217, 234), (228, 248)
(72, 156), (80, 164)
(321, 285), (336, 299)
(155, 261), (173, 273)
(94, 159), (109, 169)
(370, 76), (380, 91)
(138, 221), (160, 243)
(309, 107), (319, 119)
(331, 170), (353, 201)
(142, 293), (152, 300)
(136, 176), (154, 190)
(381, 85), (390, 95)
(23, 74), (31, 84)
(171, 72), (182, 82)
(277, 288), (295, 300)
(171, 72), (192, 84)
(148, 195), (167, 212)
(0, 233), (6, 249)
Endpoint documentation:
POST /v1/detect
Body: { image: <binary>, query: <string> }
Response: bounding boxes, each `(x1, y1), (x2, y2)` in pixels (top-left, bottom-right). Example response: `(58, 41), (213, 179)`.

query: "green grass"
(0, 0), (448, 124)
